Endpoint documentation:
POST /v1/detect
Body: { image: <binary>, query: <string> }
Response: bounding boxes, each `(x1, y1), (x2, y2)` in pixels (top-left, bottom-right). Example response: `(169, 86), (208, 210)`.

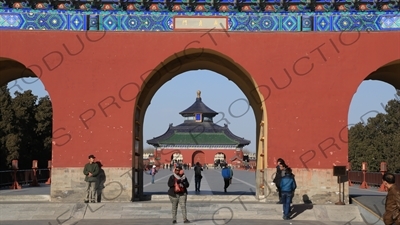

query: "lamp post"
(30, 160), (40, 187)
(378, 162), (387, 192)
(360, 162), (369, 189)
(10, 160), (21, 189)
(45, 160), (52, 185)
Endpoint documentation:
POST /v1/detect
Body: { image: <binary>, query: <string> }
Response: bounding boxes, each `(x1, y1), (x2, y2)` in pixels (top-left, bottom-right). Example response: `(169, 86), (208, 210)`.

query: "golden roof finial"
(197, 90), (201, 98)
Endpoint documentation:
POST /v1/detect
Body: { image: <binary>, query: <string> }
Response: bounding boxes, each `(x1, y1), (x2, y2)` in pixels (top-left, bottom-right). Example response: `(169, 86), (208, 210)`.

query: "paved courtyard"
(143, 168), (257, 195)
(0, 168), (389, 225)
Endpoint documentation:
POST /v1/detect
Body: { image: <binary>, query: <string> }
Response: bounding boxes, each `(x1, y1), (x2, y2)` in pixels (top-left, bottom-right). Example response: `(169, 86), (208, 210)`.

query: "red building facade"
(0, 30), (399, 203)
(147, 91), (249, 167)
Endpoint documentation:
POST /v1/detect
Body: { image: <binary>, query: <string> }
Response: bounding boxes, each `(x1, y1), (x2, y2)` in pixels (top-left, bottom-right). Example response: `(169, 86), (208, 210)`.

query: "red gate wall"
(0, 30), (399, 202)
(0, 31), (399, 168)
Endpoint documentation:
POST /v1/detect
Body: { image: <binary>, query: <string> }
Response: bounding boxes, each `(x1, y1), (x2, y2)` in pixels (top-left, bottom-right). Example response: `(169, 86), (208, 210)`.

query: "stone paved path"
(143, 169), (257, 195)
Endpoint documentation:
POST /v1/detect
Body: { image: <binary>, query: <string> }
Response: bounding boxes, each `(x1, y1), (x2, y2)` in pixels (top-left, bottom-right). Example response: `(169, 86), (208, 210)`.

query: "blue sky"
(7, 70), (398, 152)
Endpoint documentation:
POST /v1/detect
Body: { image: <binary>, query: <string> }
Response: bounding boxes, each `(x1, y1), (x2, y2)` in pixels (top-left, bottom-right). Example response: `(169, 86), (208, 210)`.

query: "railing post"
(30, 160), (40, 187)
(45, 160), (52, 185)
(378, 162), (387, 192)
(10, 160), (22, 189)
(360, 162), (369, 189)
(347, 162), (353, 186)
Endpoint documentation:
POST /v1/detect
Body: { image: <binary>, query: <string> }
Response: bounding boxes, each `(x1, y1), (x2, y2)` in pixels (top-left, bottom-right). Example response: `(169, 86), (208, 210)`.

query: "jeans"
(85, 181), (97, 201)
(152, 175), (155, 183)
(281, 191), (293, 218)
(169, 193), (187, 221)
(195, 176), (201, 191)
(224, 179), (230, 190)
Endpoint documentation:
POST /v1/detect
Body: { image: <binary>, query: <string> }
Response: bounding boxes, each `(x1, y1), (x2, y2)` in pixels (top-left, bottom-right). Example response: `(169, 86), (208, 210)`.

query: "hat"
(88, 155), (96, 159)
(153, 165), (156, 168)
(175, 165), (183, 170)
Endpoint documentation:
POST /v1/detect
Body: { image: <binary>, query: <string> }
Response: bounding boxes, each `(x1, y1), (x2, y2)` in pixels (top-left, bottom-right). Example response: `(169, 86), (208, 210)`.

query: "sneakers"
(172, 220), (190, 224)
(282, 215), (290, 220)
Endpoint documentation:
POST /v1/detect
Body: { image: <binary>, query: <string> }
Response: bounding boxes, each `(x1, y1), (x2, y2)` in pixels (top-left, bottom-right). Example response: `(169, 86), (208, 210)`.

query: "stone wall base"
(51, 167), (132, 202)
(262, 168), (349, 205)
(51, 167), (349, 204)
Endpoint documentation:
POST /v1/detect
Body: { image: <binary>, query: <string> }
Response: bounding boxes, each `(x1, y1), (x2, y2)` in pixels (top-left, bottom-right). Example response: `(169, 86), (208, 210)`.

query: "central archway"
(133, 48), (267, 200)
(192, 150), (205, 166)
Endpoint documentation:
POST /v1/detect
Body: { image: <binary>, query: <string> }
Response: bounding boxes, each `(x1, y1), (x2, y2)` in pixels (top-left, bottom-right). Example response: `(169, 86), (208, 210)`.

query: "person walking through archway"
(151, 165), (157, 184)
(167, 165), (190, 224)
(194, 162), (203, 192)
(221, 164), (231, 193)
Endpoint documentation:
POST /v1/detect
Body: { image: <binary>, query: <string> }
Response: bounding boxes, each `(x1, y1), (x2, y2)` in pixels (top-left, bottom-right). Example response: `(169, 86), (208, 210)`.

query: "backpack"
(222, 168), (231, 179)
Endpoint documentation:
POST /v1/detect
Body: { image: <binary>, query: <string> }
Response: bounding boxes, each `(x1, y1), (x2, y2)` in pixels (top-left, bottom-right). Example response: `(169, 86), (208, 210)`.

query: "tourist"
(151, 165), (157, 184)
(96, 161), (106, 203)
(167, 165), (190, 224)
(83, 154), (99, 203)
(280, 167), (297, 220)
(221, 164), (231, 193)
(194, 162), (203, 192)
(382, 173), (400, 225)
(273, 158), (286, 204)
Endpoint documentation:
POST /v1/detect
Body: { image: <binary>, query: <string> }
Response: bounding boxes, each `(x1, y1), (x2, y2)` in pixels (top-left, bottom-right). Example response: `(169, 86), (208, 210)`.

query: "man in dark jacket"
(167, 165), (190, 224)
(273, 158), (286, 204)
(83, 155), (99, 203)
(194, 162), (203, 192)
(280, 167), (297, 220)
(382, 173), (400, 225)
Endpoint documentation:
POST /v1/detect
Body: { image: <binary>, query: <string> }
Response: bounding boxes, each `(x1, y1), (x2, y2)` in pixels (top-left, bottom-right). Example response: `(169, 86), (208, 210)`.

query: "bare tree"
(144, 147), (155, 154)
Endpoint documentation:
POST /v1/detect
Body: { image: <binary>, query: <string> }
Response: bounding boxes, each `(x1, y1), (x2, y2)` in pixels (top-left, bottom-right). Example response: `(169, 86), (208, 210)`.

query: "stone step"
(0, 194), (50, 202)
(0, 202), (364, 223)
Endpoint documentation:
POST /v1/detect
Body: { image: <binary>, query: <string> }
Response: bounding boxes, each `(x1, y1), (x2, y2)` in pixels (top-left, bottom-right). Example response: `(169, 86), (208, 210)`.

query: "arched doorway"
(133, 49), (267, 200)
(0, 57), (52, 184)
(214, 152), (226, 167)
(171, 153), (183, 164)
(192, 151), (205, 166)
(348, 59), (400, 173)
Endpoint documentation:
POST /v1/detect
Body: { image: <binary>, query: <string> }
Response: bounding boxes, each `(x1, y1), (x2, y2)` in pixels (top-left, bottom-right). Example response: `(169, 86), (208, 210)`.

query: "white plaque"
(174, 17), (228, 30)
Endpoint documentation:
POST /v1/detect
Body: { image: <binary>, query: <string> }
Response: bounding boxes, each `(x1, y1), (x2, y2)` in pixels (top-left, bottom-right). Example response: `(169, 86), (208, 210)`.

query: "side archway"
(133, 48), (268, 200)
(347, 59), (400, 173)
(192, 151), (205, 166)
(0, 57), (37, 87)
(364, 59), (400, 89)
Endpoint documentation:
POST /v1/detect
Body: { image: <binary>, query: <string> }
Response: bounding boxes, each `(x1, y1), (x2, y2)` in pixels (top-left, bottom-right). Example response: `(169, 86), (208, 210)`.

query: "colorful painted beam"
(0, 9), (399, 31)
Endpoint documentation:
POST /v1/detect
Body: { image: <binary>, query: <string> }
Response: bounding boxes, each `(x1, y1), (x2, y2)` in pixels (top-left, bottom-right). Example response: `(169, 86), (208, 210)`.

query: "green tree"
(0, 86), (16, 169)
(10, 90), (38, 169)
(34, 96), (53, 168)
(349, 90), (400, 173)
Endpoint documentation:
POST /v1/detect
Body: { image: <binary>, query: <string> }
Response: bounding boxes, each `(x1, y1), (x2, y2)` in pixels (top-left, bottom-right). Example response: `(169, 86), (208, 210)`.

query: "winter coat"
(83, 162), (99, 182)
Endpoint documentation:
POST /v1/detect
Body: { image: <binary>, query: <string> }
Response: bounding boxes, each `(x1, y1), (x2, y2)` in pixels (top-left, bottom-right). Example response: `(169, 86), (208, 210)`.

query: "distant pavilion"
(147, 90), (251, 167)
